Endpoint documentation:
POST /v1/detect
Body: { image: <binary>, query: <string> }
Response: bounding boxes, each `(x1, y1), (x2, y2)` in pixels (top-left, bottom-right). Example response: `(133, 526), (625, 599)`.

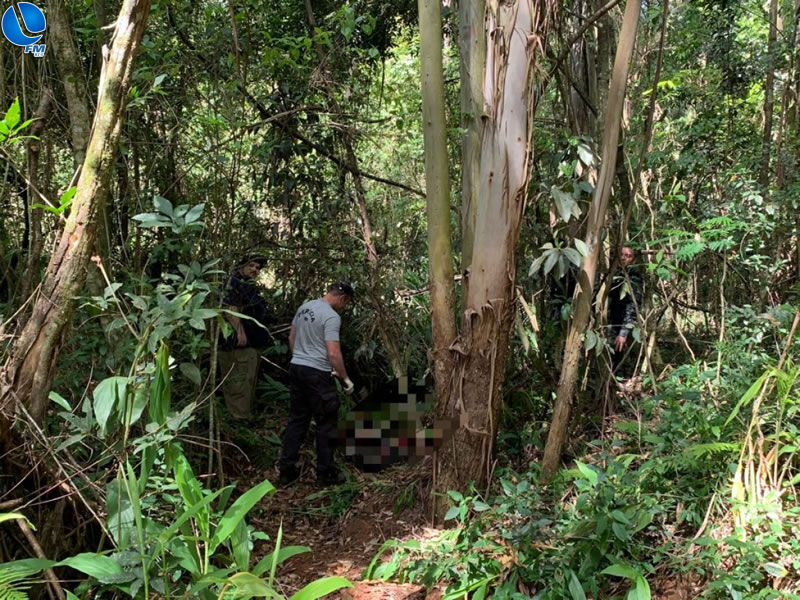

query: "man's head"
(325, 281), (354, 312)
(238, 256), (266, 279)
(620, 246), (636, 268)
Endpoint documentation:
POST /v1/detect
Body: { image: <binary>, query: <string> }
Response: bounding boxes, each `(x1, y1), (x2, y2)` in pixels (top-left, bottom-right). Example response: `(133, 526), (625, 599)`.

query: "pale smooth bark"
(458, 0), (485, 273)
(419, 0), (457, 399)
(434, 0), (551, 513)
(1, 0), (154, 422)
(542, 0), (641, 476)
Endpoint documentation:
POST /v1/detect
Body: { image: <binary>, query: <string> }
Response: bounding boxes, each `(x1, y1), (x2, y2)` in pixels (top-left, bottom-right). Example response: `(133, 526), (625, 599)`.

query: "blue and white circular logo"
(2, 2), (46, 47)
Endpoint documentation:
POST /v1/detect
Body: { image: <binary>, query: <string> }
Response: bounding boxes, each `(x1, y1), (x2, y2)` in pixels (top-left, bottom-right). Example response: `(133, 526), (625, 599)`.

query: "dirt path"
(241, 457), (435, 599)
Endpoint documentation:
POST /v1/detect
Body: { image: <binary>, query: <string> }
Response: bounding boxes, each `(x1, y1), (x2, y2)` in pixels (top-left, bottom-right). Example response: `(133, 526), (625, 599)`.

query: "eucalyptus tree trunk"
(433, 0), (552, 511)
(419, 0), (457, 411)
(759, 0), (779, 189)
(542, 0), (641, 476)
(458, 0), (486, 273)
(1, 0), (154, 423)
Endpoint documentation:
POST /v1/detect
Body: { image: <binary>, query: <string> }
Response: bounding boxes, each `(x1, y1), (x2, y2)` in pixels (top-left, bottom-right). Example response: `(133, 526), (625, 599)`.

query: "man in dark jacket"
(219, 256), (271, 419)
(607, 246), (643, 369)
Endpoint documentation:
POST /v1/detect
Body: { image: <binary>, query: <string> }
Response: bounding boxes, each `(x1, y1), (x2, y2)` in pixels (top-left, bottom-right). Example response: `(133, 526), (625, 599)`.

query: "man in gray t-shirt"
(279, 282), (354, 486)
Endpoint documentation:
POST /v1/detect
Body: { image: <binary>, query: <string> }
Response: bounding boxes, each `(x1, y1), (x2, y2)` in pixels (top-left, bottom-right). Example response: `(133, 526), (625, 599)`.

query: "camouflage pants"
(219, 347), (259, 419)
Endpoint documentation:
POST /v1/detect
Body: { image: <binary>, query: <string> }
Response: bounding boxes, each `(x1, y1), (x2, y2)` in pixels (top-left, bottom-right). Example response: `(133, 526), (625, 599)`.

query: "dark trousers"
(279, 364), (339, 475)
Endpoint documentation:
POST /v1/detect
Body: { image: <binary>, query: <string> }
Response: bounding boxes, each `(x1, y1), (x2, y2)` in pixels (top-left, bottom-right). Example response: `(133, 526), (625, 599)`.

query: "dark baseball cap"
(330, 281), (354, 298)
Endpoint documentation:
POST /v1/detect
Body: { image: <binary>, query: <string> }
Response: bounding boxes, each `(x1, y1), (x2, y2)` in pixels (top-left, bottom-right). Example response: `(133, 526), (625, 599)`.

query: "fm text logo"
(2, 2), (46, 57)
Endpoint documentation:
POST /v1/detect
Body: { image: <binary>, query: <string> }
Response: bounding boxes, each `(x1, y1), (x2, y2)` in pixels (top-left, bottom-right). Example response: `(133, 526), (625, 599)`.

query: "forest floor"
(223, 405), (440, 600)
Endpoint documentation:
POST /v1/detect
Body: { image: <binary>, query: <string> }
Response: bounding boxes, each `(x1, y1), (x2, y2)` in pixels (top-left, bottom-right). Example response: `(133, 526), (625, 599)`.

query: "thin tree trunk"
(21, 88), (53, 300)
(759, 0), (779, 189)
(542, 0), (641, 477)
(419, 0), (457, 417)
(458, 0), (485, 274)
(48, 0), (92, 167)
(1, 0), (154, 423)
(434, 0), (551, 515)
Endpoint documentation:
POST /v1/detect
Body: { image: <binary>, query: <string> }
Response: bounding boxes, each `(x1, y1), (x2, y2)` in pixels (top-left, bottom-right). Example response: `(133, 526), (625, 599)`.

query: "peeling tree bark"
(542, 0), (640, 476)
(433, 0), (551, 515)
(1, 0), (154, 423)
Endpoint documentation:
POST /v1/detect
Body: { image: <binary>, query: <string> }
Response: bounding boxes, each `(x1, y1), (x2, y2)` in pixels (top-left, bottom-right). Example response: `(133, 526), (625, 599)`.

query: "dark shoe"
(316, 469), (345, 487)
(278, 467), (299, 486)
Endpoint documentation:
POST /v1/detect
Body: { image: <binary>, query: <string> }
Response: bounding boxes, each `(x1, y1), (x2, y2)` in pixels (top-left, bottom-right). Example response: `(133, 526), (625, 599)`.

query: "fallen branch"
(17, 518), (65, 600)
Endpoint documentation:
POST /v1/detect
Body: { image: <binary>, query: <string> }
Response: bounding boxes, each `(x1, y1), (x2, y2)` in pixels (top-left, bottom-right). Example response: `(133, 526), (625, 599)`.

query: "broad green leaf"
(48, 391), (71, 412)
(585, 330), (597, 352)
(4, 98), (20, 129)
(575, 461), (598, 486)
(0, 513), (32, 527)
(444, 506), (460, 521)
(226, 572), (281, 599)
(577, 143), (594, 167)
(552, 186), (575, 222)
(600, 564), (640, 580)
(184, 203), (205, 224)
(544, 250), (559, 276)
(447, 490), (463, 502)
(473, 501), (490, 512)
(633, 576), (651, 600)
(209, 480), (275, 553)
(764, 562), (787, 578)
(153, 195), (174, 217)
(179, 363), (202, 386)
(56, 553), (122, 580)
(563, 248), (582, 267)
(93, 376), (129, 436)
(253, 546), (311, 576)
(0, 558), (55, 576)
(568, 570), (587, 600)
(289, 576), (353, 600)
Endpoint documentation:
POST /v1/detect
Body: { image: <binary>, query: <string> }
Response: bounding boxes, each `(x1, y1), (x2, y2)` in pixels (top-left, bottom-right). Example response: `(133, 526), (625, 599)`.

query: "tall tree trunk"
(759, 0), (779, 189)
(48, 0), (91, 167)
(458, 0), (485, 274)
(434, 0), (551, 513)
(542, 0), (641, 476)
(419, 0), (457, 415)
(1, 0), (154, 423)
(21, 88), (53, 300)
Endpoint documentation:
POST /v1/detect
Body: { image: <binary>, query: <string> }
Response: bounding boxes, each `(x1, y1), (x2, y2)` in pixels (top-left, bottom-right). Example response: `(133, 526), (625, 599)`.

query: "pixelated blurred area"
(341, 375), (453, 472)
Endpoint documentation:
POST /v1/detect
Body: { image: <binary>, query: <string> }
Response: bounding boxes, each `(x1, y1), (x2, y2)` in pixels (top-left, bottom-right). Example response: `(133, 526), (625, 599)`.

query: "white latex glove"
(343, 378), (355, 395)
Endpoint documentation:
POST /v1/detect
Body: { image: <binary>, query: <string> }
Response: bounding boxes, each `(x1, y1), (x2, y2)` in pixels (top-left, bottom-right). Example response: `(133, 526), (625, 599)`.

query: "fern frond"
(683, 442), (740, 459)
(0, 568), (34, 600)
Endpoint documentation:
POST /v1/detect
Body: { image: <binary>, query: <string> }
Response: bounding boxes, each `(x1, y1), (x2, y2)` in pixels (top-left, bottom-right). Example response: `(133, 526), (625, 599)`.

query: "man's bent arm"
(289, 324), (296, 355)
(326, 340), (349, 381)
